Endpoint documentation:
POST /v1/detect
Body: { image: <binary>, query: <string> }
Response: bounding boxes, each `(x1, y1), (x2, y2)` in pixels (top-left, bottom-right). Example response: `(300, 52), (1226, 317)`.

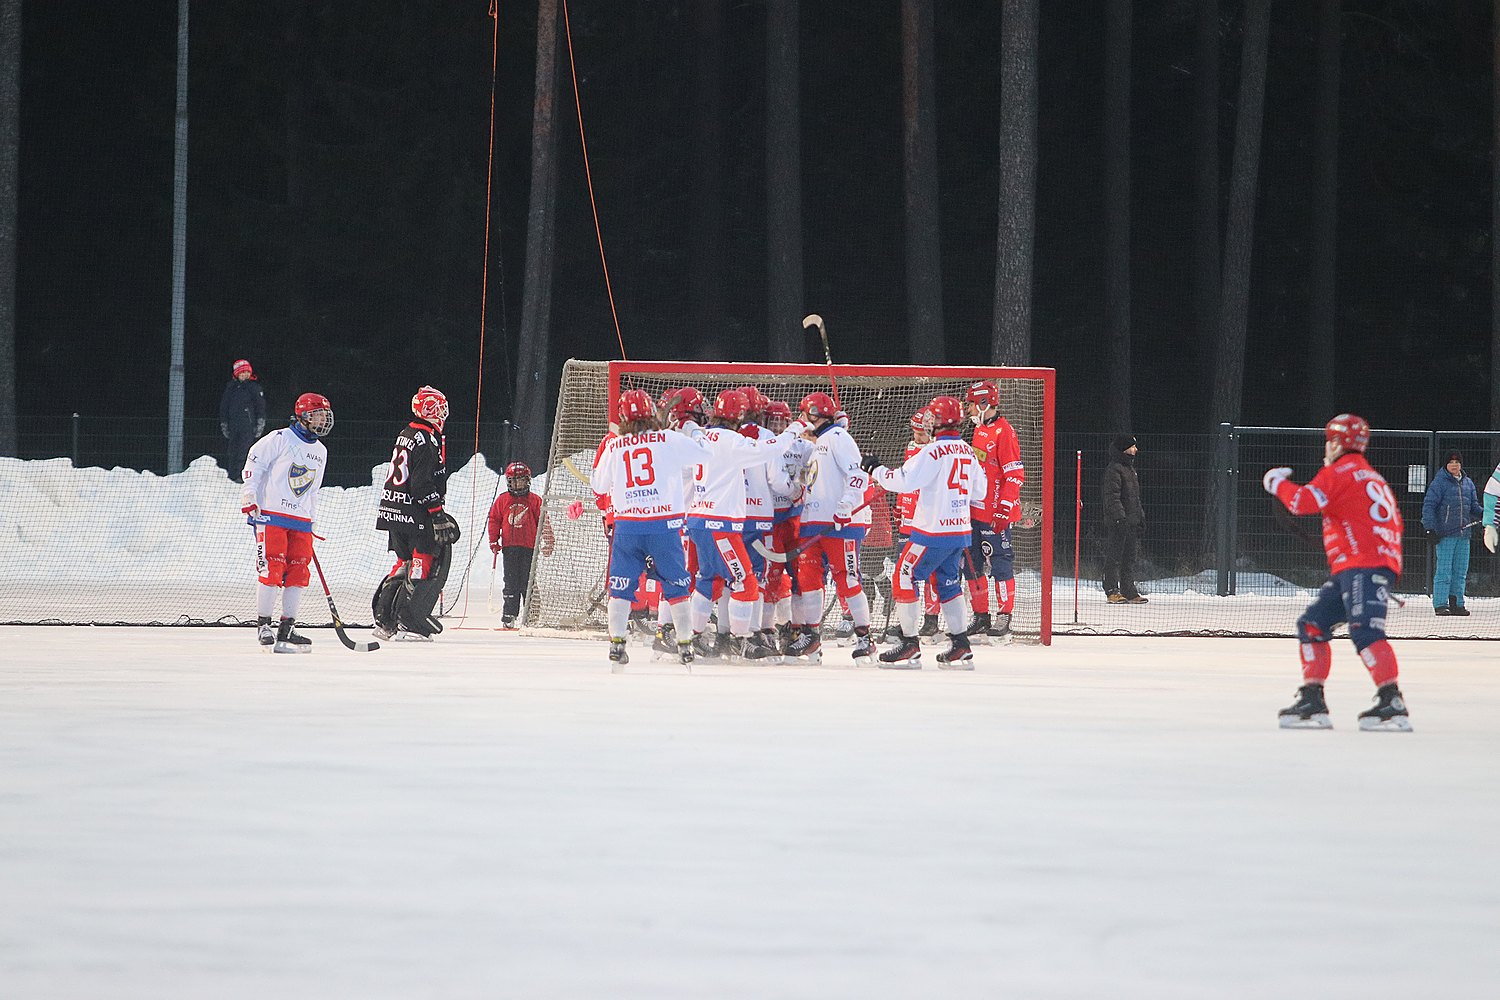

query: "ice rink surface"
(2, 626), (1497, 999)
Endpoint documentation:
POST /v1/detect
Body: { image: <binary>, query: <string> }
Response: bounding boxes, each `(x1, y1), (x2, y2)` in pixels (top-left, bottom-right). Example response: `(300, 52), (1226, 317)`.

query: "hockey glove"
(997, 498), (1016, 523)
(1486, 525), (1498, 554)
(221, 423), (230, 439)
(490, 540), (501, 553)
(1262, 467), (1293, 495)
(432, 511), (461, 546)
(860, 455), (884, 475)
(241, 502), (259, 520)
(833, 501), (855, 530)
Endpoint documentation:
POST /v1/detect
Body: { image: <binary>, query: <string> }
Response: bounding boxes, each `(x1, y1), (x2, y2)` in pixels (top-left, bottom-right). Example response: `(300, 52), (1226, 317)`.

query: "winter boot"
(850, 629), (875, 665)
(1450, 596), (1471, 617)
(1358, 683), (1412, 732)
(1278, 683), (1332, 730)
(877, 633), (922, 669)
(935, 632), (974, 669)
(786, 626), (822, 662)
(274, 617), (312, 654)
(256, 615), (276, 648)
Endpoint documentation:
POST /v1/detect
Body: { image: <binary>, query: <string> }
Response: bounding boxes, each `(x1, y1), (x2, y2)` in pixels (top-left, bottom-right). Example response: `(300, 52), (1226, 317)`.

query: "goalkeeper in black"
(372, 385), (459, 641)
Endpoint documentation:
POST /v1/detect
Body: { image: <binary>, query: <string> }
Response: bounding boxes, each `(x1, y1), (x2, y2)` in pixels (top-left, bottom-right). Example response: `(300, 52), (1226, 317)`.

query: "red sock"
(1359, 639), (1399, 688)
(1299, 642), (1331, 684)
(968, 577), (990, 614)
(994, 578), (1014, 616)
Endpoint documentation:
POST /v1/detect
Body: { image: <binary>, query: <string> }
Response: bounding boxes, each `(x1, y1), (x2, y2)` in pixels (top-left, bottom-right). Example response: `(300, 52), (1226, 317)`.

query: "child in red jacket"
(487, 462), (554, 627)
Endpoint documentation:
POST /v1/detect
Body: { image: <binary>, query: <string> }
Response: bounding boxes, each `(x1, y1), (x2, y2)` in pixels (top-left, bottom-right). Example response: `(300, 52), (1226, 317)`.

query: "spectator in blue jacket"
(219, 359), (266, 482)
(1421, 450), (1482, 616)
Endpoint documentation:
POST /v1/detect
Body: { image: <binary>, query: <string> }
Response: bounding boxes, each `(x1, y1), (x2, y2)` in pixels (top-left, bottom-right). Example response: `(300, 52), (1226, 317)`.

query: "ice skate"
(785, 626), (822, 663)
(918, 613), (942, 644)
(273, 617), (312, 654)
(935, 633), (974, 669)
(877, 634), (922, 669)
(651, 623), (677, 661)
(691, 632), (723, 663)
(721, 635), (750, 662)
(742, 631), (780, 663)
(676, 638), (696, 667)
(500, 615), (518, 630)
(608, 637), (629, 672)
(393, 629), (434, 642)
(256, 615), (276, 649)
(372, 622), (397, 642)
(850, 631), (875, 665)
(966, 612), (992, 645)
(1278, 683), (1332, 730)
(1358, 683), (1412, 732)
(879, 622), (902, 645)
(832, 614), (856, 646)
(988, 612), (1012, 639)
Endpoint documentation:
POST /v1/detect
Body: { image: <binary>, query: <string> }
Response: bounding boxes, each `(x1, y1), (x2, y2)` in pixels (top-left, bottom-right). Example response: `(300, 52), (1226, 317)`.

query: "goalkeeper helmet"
(799, 391), (838, 421)
(618, 388), (655, 423)
(412, 385), (449, 431)
(293, 393), (334, 437)
(928, 395), (963, 429)
(965, 380), (1000, 408)
(505, 462), (532, 493)
(713, 389), (750, 423)
(1325, 413), (1370, 454)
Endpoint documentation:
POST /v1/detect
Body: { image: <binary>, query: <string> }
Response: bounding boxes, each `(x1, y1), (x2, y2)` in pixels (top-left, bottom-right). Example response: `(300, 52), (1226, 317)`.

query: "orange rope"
(561, 0), (628, 361)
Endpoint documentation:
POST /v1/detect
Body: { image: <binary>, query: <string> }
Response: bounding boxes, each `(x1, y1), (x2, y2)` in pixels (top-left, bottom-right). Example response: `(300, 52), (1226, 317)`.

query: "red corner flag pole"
(1073, 450), (1082, 625)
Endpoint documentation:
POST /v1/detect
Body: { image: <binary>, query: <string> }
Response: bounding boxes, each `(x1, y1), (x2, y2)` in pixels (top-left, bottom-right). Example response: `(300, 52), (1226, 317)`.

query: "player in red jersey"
(964, 381), (1025, 639)
(1263, 413), (1411, 732)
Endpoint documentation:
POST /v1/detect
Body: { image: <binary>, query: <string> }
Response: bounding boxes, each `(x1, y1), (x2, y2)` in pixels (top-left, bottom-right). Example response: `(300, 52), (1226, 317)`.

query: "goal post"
(531, 359), (1056, 643)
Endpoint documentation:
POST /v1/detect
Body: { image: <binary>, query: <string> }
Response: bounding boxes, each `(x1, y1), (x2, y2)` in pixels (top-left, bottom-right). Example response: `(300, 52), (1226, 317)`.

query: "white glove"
(1262, 467), (1293, 495)
(1485, 525), (1498, 554)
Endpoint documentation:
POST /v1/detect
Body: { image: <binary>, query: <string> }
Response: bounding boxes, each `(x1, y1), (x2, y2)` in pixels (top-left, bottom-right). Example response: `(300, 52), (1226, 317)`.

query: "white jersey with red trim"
(798, 423), (864, 536)
(741, 423), (777, 531)
(870, 430), (987, 544)
(688, 425), (793, 531)
(591, 429), (710, 534)
(241, 427), (328, 533)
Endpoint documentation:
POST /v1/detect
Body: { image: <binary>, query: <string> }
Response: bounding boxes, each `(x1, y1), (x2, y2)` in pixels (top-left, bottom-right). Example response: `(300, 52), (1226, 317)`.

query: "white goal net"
(529, 360), (1056, 642)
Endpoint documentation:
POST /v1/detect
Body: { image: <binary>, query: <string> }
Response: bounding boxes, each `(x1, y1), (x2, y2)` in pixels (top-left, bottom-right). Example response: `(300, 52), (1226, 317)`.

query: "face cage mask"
(508, 475), (531, 494)
(300, 409), (334, 437)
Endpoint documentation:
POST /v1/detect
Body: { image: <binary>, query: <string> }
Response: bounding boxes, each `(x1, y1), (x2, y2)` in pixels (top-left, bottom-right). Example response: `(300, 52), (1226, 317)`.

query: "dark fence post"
(1215, 422), (1235, 596)
(71, 412), (79, 466)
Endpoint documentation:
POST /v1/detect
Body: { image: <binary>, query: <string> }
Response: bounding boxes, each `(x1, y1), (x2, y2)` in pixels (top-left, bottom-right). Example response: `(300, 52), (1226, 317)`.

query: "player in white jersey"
(864, 394), (988, 668)
(761, 398), (804, 643)
(685, 389), (803, 661)
(240, 392), (333, 653)
(786, 390), (875, 664)
(591, 388), (712, 668)
(1483, 459), (1500, 554)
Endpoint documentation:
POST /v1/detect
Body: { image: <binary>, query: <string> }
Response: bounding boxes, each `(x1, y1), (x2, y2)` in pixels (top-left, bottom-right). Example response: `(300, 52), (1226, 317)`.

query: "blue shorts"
(609, 530), (692, 602)
(894, 539), (966, 603)
(1298, 567), (1397, 651)
(743, 528), (768, 580)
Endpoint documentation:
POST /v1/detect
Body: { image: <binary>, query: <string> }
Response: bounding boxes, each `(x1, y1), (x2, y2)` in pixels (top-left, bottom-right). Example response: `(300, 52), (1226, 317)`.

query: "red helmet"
(965, 380), (999, 407)
(505, 462), (532, 491)
(1325, 413), (1370, 454)
(293, 392), (334, 437)
(412, 385), (449, 431)
(736, 386), (767, 415)
(617, 388), (655, 423)
(910, 407), (934, 432)
(799, 391), (839, 421)
(928, 395), (964, 428)
(764, 399), (792, 422)
(660, 386), (706, 426)
(713, 389), (750, 422)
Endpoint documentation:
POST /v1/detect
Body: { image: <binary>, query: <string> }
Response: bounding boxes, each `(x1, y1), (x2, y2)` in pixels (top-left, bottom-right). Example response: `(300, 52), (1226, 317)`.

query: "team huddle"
(588, 380), (1025, 670)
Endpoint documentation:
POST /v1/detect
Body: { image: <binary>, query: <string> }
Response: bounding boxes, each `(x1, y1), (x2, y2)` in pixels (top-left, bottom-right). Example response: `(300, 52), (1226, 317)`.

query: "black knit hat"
(1112, 434), (1137, 452)
(1445, 450), (1463, 465)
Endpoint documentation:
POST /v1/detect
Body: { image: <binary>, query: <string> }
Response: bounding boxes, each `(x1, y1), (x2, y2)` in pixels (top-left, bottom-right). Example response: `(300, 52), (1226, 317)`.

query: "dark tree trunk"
(766, 0), (804, 362)
(688, 0), (726, 346)
(1193, 0), (1220, 413)
(1308, 0), (1340, 420)
(1210, 0), (1271, 430)
(516, 0), (561, 467)
(992, 0), (1038, 367)
(0, 0), (18, 455)
(901, 0), (944, 363)
(1104, 0), (1132, 430)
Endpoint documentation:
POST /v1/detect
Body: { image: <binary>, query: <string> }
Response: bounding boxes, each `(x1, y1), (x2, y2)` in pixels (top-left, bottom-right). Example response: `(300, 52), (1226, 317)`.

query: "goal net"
(529, 359), (1056, 643)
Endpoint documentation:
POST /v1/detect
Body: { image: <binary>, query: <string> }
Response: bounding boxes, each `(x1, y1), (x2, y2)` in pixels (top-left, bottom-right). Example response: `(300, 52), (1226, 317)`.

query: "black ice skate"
(918, 613), (940, 638)
(989, 612), (1012, 638)
(676, 638), (696, 667)
(1357, 683), (1412, 732)
(935, 632), (974, 669)
(608, 637), (629, 672)
(274, 617), (312, 654)
(1277, 683), (1332, 730)
(850, 630), (875, 665)
(651, 623), (677, 661)
(880, 622), (903, 645)
(742, 631), (779, 662)
(878, 634), (922, 669)
(832, 614), (856, 645)
(256, 615), (276, 648)
(785, 626), (822, 662)
(691, 632), (723, 663)
(500, 615), (518, 630)
(966, 612), (992, 640)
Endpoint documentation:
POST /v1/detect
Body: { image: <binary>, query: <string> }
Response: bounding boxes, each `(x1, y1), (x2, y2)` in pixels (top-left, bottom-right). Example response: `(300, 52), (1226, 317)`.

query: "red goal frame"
(608, 361), (1056, 645)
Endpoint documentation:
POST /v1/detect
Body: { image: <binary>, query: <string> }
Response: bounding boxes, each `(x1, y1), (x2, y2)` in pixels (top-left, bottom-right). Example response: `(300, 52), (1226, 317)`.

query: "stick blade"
(801, 313), (823, 330)
(752, 538), (787, 564)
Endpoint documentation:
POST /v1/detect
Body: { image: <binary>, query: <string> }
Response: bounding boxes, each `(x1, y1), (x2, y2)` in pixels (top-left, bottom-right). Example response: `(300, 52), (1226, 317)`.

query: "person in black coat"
(1100, 434), (1147, 604)
(219, 359), (266, 482)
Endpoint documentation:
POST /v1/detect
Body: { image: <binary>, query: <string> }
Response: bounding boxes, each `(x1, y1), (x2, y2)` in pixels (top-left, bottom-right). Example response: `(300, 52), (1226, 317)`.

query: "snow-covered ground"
(2, 627), (1496, 998)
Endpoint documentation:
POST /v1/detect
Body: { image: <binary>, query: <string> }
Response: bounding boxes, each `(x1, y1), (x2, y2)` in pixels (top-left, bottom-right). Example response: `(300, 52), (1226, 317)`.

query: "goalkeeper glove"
(432, 511), (461, 546)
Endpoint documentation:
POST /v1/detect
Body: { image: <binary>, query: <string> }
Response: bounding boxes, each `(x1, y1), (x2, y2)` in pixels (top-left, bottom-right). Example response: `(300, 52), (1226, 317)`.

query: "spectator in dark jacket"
(1421, 450), (1482, 616)
(219, 359), (266, 482)
(1101, 434), (1147, 604)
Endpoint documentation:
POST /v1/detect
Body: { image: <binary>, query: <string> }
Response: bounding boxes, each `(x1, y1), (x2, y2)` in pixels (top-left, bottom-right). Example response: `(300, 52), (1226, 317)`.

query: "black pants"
(1101, 520), (1140, 598)
(373, 531), (451, 635)
(226, 430), (255, 483)
(501, 546), (534, 619)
